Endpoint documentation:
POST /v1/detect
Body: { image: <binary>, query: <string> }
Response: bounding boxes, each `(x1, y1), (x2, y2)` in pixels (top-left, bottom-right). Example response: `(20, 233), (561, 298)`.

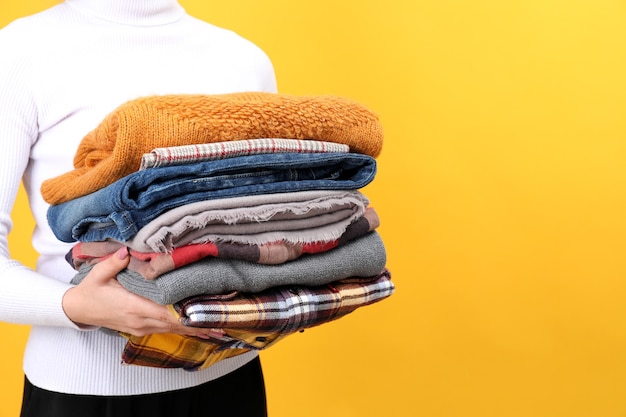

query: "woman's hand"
(62, 247), (222, 338)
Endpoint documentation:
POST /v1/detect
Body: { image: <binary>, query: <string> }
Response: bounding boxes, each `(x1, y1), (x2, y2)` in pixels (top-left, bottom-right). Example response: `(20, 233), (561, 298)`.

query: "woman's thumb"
(87, 247), (131, 283)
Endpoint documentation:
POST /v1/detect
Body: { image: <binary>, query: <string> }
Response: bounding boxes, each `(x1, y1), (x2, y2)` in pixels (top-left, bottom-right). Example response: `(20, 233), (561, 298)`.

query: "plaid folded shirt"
(120, 330), (269, 371)
(121, 269), (394, 371)
(139, 138), (350, 169)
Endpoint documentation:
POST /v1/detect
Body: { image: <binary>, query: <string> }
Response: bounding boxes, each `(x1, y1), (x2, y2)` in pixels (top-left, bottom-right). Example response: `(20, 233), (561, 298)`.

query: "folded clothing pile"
(44, 92), (395, 371)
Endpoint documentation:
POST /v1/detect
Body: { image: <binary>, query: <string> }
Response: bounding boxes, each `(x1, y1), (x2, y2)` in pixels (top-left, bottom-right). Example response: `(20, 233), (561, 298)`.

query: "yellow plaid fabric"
(119, 270), (393, 371)
(121, 329), (284, 371)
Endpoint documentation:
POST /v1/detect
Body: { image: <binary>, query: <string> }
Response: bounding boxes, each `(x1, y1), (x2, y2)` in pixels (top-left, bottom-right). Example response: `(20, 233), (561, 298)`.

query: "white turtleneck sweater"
(0, 0), (277, 395)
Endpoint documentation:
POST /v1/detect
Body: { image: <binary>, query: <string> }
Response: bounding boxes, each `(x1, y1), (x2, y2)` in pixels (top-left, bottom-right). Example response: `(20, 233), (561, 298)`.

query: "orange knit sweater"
(41, 92), (384, 205)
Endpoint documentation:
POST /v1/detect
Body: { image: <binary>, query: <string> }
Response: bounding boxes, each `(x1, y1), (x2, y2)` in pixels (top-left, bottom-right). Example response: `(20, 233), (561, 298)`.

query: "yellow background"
(2, 0), (626, 416)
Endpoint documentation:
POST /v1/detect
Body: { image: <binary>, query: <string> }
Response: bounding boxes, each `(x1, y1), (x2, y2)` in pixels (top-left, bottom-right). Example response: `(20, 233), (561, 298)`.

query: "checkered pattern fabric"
(140, 138), (350, 169)
(120, 270), (394, 370)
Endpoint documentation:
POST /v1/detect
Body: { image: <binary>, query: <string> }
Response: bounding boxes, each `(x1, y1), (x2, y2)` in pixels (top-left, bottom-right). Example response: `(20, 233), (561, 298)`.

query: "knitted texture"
(41, 92), (384, 205)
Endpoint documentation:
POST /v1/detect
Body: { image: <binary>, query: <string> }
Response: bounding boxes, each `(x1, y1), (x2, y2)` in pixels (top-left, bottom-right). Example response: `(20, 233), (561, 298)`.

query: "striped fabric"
(120, 270), (394, 370)
(67, 208), (380, 279)
(140, 138), (350, 169)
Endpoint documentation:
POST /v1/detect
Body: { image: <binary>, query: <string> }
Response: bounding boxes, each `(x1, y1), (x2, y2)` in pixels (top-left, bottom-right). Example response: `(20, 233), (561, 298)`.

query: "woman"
(0, 1), (277, 415)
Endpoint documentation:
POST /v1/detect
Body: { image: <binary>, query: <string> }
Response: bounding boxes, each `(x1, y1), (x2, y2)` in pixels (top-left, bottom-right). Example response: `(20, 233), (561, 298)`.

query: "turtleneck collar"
(64, 0), (186, 26)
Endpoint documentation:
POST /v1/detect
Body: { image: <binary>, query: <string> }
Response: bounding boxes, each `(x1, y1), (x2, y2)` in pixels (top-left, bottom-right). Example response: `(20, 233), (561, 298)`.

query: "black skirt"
(20, 356), (267, 417)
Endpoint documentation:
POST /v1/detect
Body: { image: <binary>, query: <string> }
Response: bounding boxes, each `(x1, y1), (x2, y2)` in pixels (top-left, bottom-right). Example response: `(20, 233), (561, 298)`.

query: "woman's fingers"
(81, 247), (131, 285)
(62, 247), (218, 337)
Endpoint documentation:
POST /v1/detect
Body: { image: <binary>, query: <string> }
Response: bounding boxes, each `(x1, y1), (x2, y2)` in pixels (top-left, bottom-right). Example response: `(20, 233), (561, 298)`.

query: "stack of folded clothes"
(42, 92), (395, 371)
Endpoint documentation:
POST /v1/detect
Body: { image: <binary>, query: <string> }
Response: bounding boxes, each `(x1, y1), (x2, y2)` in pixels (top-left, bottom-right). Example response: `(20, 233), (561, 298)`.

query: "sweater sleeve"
(0, 25), (81, 328)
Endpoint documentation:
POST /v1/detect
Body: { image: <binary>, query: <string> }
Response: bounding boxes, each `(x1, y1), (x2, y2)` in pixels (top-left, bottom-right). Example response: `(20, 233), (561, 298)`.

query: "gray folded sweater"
(71, 231), (386, 304)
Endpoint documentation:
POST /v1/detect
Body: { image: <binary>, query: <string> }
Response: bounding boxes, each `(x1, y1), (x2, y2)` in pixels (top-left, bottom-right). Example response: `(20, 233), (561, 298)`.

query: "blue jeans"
(47, 152), (377, 243)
